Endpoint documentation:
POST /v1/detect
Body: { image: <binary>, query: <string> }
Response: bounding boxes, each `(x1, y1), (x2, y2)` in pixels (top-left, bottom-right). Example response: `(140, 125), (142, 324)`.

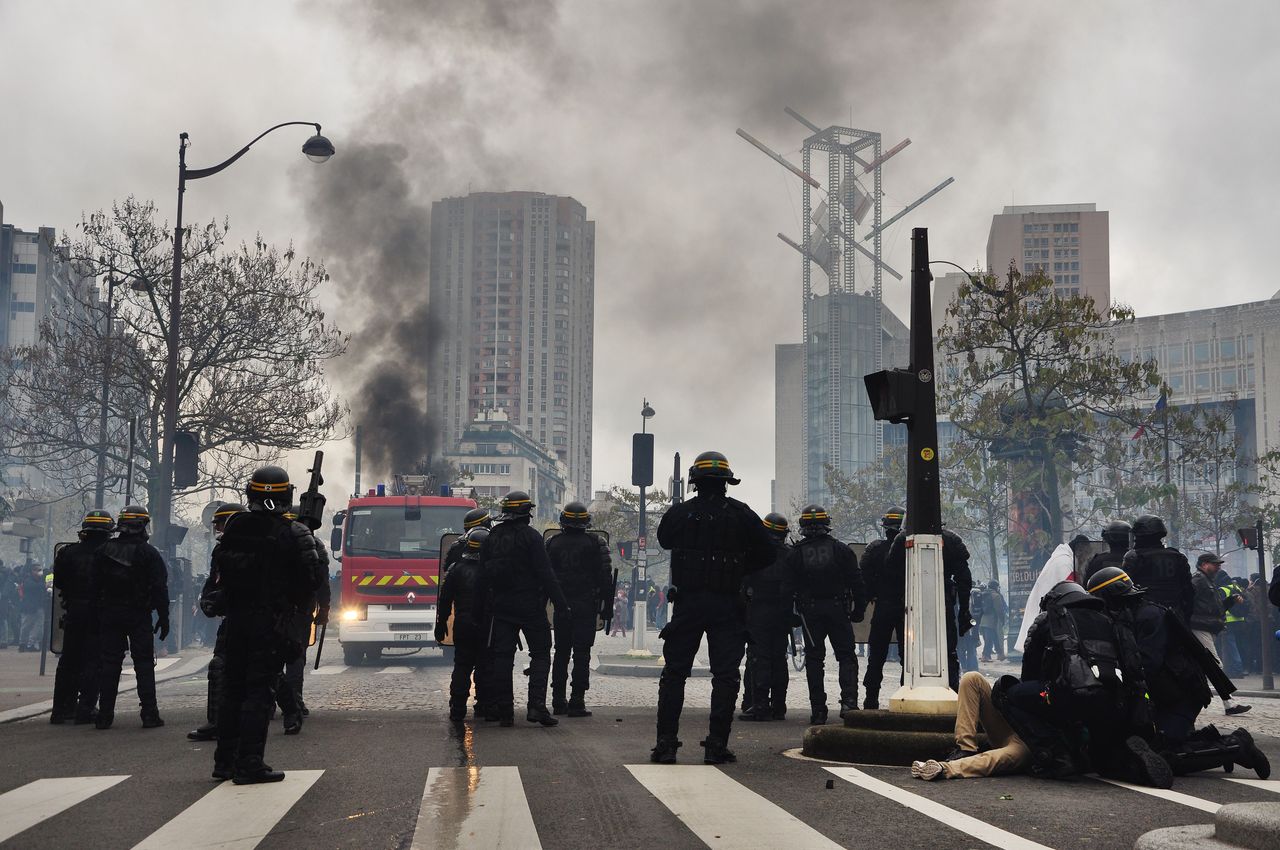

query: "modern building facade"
(444, 410), (567, 522)
(0, 205), (91, 349)
(986, 203), (1111, 307)
(772, 343), (803, 514)
(428, 192), (595, 502)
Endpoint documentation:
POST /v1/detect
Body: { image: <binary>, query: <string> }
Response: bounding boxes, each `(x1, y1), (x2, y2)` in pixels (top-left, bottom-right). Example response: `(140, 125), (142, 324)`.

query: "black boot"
(188, 723), (217, 741)
(1228, 728), (1272, 779)
(809, 706), (828, 725)
(141, 709), (165, 729)
(551, 686), (568, 716)
(567, 690), (592, 717)
(73, 708), (97, 725)
(527, 706), (559, 727)
(1122, 736), (1173, 789)
(283, 714), (303, 735)
(650, 738), (681, 764)
(212, 762), (233, 782)
(94, 712), (114, 730)
(701, 738), (737, 764)
(232, 762), (286, 785)
(498, 705), (515, 727)
(449, 703), (466, 722)
(863, 693), (879, 711)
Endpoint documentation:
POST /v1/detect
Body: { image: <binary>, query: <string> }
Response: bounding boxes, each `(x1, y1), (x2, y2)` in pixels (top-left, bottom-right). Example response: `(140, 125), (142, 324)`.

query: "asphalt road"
(2, 642), (1279, 849)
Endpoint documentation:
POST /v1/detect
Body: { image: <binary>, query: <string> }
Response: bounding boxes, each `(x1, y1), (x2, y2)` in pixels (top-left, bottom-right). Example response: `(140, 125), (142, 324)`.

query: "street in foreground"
(2, 643), (1279, 849)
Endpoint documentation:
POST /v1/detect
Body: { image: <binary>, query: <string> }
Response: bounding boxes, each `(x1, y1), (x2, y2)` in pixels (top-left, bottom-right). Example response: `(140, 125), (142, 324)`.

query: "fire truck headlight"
(342, 608), (363, 622)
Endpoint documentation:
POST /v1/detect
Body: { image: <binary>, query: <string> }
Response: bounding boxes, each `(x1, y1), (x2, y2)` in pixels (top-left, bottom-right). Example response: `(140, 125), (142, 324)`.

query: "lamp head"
(303, 131), (335, 164)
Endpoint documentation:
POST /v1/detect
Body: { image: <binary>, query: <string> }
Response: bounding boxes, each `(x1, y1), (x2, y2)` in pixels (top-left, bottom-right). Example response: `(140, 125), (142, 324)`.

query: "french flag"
(1132, 393), (1168, 439)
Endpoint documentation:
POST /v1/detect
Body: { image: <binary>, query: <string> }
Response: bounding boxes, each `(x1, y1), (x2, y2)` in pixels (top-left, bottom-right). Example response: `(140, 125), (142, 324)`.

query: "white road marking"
(132, 769), (323, 849)
(1224, 777), (1280, 794)
(0, 776), (129, 843)
(377, 666), (415, 674)
(1095, 777), (1220, 814)
(627, 764), (842, 849)
(411, 766), (541, 850)
(309, 665), (348, 675)
(827, 766), (1054, 850)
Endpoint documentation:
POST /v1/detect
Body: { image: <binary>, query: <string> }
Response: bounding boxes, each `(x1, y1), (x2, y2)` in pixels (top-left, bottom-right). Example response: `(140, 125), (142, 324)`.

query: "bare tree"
(0, 197), (348, 514)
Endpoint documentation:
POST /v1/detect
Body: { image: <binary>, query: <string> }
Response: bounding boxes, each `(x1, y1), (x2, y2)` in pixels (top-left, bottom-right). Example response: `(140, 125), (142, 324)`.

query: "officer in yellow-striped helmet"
(739, 512), (794, 722)
(547, 501), (613, 717)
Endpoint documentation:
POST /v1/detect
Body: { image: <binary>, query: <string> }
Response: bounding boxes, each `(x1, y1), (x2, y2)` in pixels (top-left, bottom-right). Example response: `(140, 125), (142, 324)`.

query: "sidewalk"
(0, 644), (213, 722)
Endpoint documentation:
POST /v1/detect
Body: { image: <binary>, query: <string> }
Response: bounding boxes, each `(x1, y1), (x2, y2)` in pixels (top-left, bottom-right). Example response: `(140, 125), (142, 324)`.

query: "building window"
(1220, 369), (1238, 391)
(1166, 345), (1185, 368)
(1167, 373), (1185, 393)
(1194, 371), (1212, 391)
(1193, 341), (1211, 364)
(1219, 338), (1237, 360)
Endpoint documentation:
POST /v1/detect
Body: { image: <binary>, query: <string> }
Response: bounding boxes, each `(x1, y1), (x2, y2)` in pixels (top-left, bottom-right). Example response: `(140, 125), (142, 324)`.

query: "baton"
(313, 622), (327, 670)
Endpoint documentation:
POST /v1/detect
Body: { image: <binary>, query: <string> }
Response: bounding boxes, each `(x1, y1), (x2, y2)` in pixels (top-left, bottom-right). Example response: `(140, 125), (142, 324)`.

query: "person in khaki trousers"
(911, 672), (1030, 780)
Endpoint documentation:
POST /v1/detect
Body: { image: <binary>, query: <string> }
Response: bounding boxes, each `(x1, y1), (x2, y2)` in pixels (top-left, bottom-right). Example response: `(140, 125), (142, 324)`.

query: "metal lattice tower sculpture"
(739, 110), (952, 501)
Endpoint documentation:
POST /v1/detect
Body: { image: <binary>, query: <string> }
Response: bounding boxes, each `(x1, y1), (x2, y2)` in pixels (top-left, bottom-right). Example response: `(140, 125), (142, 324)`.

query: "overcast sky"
(3, 0), (1279, 515)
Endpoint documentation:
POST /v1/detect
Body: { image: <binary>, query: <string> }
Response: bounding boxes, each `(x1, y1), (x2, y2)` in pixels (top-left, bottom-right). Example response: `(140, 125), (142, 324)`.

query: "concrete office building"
(0, 204), (92, 349)
(773, 343), (803, 515)
(444, 410), (568, 521)
(987, 203), (1111, 307)
(428, 192), (595, 502)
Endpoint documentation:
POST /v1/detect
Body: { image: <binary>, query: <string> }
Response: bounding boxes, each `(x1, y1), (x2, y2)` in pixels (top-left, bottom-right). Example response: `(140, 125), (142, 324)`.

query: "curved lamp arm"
(184, 121), (323, 181)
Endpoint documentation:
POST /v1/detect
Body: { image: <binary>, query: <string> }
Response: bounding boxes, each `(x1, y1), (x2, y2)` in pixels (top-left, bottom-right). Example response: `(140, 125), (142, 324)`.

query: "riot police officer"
(443, 508), (492, 576)
(739, 512), (793, 721)
(547, 501), (613, 717)
(189, 503), (245, 742)
(652, 452), (774, 764)
(92, 506), (169, 730)
(274, 510), (332, 734)
(1124, 515), (1194, 622)
(481, 491), (568, 727)
(787, 505), (866, 724)
(438, 527), (491, 720)
(212, 467), (319, 785)
(862, 507), (904, 710)
(1081, 520), (1132, 588)
(50, 510), (115, 724)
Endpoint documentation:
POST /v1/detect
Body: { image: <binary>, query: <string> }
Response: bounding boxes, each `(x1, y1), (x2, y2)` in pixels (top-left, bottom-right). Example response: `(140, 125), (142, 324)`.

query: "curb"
(0, 651), (212, 724)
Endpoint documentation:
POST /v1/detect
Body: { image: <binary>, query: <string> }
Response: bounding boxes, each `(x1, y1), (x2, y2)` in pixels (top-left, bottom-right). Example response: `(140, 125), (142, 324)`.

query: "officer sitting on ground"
(1087, 566), (1269, 779)
(651, 451), (774, 765)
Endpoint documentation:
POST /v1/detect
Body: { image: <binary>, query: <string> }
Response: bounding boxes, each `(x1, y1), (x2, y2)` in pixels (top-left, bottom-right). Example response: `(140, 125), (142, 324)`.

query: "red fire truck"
(331, 484), (476, 665)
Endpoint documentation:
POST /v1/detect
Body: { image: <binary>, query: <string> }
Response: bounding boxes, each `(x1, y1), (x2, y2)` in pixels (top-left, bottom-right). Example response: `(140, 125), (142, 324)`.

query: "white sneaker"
(911, 760), (945, 781)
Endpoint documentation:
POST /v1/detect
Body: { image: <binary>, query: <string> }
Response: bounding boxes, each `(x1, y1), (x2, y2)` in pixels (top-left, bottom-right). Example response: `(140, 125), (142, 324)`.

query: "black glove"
(199, 590), (224, 618)
(434, 624), (448, 643)
(851, 606), (866, 624)
(315, 606), (329, 627)
(957, 610), (974, 636)
(154, 616), (170, 642)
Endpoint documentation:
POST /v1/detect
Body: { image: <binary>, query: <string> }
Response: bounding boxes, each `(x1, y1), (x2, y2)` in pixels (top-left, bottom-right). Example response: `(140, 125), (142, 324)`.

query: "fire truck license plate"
(395, 633), (424, 641)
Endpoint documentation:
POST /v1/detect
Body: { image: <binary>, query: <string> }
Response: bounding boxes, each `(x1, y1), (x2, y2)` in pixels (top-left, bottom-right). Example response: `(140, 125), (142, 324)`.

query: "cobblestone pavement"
(147, 628), (1280, 741)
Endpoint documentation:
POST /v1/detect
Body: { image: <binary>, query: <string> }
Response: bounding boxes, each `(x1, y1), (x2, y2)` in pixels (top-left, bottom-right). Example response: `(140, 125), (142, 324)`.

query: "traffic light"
(173, 431), (199, 488)
(864, 369), (919, 425)
(619, 540), (635, 560)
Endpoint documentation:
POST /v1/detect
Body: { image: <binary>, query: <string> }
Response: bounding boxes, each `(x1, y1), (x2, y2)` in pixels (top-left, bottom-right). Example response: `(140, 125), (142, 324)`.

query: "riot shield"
(49, 542), (72, 655)
(437, 533), (462, 645)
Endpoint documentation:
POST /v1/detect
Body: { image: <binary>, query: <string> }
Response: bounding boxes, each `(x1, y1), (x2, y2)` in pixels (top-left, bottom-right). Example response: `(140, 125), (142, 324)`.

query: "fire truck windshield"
(344, 506), (471, 558)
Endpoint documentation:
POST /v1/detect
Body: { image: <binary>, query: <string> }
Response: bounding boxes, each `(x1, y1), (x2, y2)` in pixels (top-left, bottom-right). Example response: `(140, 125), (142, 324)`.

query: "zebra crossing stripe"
(826, 766), (1054, 850)
(627, 764), (843, 849)
(377, 666), (416, 674)
(310, 665), (348, 675)
(1094, 777), (1220, 814)
(122, 657), (182, 676)
(1223, 777), (1280, 795)
(132, 769), (323, 850)
(411, 766), (541, 850)
(0, 775), (129, 843)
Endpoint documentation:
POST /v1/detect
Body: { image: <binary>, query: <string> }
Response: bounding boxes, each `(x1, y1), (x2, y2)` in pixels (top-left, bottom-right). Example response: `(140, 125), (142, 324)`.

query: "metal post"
(353, 424), (363, 496)
(633, 409), (649, 652)
(94, 277), (116, 509)
(155, 134), (187, 567)
(124, 415), (137, 503)
(1258, 519), (1273, 691)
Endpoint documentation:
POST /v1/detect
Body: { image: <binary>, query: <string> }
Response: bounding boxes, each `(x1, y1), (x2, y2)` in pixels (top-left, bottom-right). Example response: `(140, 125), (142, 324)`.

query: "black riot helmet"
(762, 512), (789, 538)
(1040, 580), (1102, 611)
(1101, 520), (1132, 550)
(798, 504), (831, 536)
(245, 465), (294, 513)
(463, 527), (489, 561)
(80, 509), (116, 534)
(463, 507), (492, 530)
(212, 503), (246, 533)
(882, 507), (905, 535)
(688, 451), (740, 486)
(117, 505), (151, 535)
(560, 501), (591, 530)
(1132, 514), (1168, 542)
(499, 490), (535, 520)
(1086, 566), (1144, 602)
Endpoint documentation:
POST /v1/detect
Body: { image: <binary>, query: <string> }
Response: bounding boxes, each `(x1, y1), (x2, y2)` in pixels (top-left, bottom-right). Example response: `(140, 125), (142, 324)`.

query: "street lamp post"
(153, 123), (334, 561)
(633, 400), (656, 653)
